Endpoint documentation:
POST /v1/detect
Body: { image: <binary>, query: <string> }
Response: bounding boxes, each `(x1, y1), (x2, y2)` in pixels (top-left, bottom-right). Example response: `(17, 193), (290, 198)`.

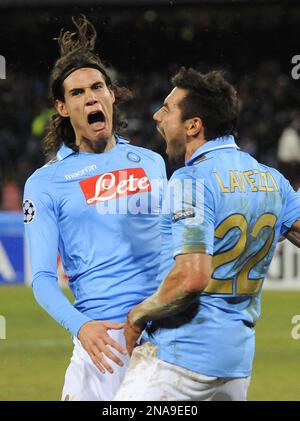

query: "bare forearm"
(129, 267), (199, 327)
(129, 253), (211, 328)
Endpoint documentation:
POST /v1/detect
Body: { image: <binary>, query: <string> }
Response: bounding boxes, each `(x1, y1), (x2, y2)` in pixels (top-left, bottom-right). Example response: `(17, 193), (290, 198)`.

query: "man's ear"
(55, 99), (69, 118)
(186, 117), (203, 137)
(109, 89), (115, 104)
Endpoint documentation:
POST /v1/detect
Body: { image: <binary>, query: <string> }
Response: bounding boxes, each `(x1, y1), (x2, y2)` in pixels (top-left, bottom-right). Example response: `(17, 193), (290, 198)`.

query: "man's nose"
(153, 108), (162, 122)
(85, 89), (98, 106)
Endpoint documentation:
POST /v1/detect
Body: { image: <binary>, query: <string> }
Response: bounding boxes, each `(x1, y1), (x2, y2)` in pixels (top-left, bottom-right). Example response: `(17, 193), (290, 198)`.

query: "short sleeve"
(165, 170), (215, 258)
(280, 180), (300, 235)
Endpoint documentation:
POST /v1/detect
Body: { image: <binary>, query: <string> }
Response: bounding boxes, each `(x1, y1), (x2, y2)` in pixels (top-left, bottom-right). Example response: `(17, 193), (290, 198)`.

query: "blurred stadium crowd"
(1, 2), (300, 211)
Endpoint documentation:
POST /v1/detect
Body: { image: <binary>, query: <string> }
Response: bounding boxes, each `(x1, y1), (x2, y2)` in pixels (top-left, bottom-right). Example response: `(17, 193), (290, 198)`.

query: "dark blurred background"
(1, 0), (300, 211)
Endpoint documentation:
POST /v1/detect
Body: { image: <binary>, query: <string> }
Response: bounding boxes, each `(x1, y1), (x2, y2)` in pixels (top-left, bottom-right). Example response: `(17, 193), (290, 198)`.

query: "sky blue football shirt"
(24, 135), (167, 337)
(146, 135), (300, 378)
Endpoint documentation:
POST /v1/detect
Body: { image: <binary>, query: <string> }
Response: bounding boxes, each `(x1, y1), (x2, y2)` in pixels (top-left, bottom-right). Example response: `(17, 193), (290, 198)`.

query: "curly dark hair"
(43, 15), (131, 156)
(172, 67), (238, 141)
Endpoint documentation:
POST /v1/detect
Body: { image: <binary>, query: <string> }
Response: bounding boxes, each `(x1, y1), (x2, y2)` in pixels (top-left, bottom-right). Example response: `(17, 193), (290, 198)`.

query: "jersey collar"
(186, 135), (239, 166)
(56, 134), (129, 161)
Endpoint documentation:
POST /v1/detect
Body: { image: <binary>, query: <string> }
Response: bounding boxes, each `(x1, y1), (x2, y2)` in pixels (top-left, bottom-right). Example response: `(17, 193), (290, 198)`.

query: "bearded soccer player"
(115, 68), (300, 401)
(23, 16), (166, 401)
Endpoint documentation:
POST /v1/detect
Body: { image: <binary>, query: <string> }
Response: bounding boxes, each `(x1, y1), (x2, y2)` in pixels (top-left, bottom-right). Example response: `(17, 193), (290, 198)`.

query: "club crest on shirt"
(23, 199), (36, 224)
(172, 208), (195, 223)
(127, 152), (141, 163)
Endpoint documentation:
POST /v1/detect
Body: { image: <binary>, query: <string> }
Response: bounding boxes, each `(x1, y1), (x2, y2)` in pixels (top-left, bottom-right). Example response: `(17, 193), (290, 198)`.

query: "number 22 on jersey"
(204, 213), (277, 296)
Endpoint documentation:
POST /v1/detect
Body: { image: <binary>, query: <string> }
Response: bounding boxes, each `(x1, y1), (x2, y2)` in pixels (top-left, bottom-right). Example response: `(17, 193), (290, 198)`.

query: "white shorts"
(62, 329), (130, 401)
(114, 342), (251, 401)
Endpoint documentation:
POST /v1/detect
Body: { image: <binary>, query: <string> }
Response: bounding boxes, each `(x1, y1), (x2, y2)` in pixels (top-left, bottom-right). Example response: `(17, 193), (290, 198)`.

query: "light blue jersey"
(146, 135), (300, 378)
(24, 135), (167, 337)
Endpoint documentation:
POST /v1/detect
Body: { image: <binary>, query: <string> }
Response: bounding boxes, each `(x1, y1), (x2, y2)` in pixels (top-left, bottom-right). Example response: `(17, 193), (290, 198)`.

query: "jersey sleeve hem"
(173, 244), (214, 258)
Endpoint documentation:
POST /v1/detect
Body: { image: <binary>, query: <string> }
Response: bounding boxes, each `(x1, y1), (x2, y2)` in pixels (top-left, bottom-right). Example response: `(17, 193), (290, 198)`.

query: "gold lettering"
(243, 171), (258, 192)
(214, 172), (230, 193)
(261, 173), (274, 192)
(214, 170), (278, 195)
(230, 170), (243, 192)
(237, 171), (246, 192)
(267, 172), (279, 191)
(254, 170), (267, 192)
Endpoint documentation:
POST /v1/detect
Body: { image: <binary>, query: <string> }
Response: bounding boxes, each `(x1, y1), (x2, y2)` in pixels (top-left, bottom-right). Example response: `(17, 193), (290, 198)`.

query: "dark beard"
(81, 136), (108, 154)
(167, 138), (185, 170)
(167, 153), (185, 174)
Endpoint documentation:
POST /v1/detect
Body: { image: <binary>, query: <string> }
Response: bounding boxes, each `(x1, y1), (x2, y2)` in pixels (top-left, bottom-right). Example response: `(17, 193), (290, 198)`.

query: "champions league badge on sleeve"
(172, 208), (195, 223)
(23, 199), (36, 224)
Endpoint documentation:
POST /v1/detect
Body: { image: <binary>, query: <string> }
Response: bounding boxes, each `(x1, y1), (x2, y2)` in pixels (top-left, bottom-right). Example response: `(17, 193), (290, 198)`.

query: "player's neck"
(78, 134), (116, 154)
(104, 135), (117, 152)
(185, 137), (206, 162)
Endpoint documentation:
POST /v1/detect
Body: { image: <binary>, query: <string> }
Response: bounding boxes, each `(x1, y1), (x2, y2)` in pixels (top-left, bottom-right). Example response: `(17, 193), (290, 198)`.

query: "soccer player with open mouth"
(116, 68), (300, 401)
(23, 15), (167, 401)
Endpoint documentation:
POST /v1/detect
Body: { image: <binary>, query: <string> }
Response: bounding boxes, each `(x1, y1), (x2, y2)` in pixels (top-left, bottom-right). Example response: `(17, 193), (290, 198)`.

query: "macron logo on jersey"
(79, 167), (151, 205)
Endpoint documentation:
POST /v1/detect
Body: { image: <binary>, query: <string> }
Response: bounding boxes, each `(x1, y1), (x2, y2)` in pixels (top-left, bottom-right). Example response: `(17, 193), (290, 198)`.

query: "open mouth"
(87, 111), (106, 130)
